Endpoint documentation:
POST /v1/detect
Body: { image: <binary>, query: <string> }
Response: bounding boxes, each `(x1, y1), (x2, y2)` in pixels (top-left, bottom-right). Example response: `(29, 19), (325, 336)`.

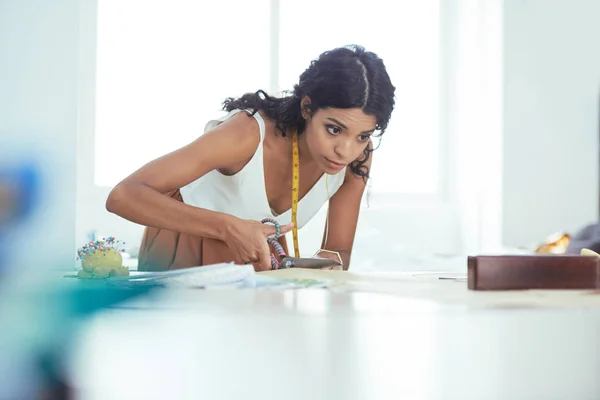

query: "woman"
(106, 45), (395, 271)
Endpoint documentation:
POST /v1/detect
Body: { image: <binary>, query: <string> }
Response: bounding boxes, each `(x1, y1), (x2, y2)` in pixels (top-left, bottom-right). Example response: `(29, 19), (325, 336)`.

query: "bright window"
(94, 0), (271, 186)
(279, 0), (440, 194)
(94, 0), (441, 195)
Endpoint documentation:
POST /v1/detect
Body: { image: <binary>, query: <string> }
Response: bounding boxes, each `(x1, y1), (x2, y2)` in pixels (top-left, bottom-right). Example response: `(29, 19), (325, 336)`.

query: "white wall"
(503, 0), (600, 247)
(0, 0), (80, 268)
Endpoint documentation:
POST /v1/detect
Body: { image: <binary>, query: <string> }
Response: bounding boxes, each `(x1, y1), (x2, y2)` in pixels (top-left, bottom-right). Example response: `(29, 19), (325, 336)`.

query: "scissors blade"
(279, 256), (342, 269)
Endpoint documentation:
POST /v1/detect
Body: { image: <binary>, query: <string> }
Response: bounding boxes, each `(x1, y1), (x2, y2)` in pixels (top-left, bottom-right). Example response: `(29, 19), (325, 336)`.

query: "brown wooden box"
(468, 255), (600, 290)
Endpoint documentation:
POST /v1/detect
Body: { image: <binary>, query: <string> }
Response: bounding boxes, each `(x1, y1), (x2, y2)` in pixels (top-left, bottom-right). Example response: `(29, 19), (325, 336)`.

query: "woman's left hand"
(315, 251), (344, 270)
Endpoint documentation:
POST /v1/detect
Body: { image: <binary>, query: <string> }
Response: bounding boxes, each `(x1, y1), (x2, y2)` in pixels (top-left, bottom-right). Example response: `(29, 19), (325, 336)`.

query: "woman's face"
(304, 106), (377, 174)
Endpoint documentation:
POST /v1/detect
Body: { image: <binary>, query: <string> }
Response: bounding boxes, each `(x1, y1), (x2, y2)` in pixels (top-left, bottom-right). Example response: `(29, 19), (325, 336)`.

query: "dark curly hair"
(222, 45), (396, 181)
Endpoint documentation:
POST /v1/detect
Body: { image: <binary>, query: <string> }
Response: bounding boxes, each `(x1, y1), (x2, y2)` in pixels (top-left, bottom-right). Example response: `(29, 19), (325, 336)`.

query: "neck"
(296, 131), (315, 165)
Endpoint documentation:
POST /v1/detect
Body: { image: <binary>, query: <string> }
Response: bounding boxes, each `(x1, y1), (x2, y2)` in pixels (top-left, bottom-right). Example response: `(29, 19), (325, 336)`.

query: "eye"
(358, 134), (371, 142)
(326, 125), (341, 135)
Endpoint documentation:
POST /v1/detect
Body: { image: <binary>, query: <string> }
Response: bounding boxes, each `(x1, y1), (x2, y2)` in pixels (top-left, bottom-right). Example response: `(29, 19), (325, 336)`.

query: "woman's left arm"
(316, 152), (372, 270)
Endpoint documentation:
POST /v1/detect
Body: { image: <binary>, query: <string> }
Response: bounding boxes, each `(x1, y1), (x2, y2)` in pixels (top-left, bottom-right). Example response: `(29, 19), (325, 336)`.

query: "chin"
(322, 157), (346, 174)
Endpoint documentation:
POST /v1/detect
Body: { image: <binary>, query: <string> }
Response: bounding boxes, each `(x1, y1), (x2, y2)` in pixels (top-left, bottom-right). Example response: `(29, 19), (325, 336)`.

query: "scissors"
(261, 218), (342, 270)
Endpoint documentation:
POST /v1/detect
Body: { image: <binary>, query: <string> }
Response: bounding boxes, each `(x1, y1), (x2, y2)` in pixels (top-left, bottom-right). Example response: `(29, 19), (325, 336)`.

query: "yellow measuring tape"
(291, 130), (300, 257)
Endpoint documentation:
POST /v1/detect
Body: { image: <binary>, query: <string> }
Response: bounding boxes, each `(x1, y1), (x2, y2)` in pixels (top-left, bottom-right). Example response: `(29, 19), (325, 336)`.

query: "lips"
(325, 157), (346, 169)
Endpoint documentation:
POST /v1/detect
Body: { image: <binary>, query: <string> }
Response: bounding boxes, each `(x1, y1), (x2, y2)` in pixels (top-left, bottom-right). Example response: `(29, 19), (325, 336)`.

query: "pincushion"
(76, 237), (129, 279)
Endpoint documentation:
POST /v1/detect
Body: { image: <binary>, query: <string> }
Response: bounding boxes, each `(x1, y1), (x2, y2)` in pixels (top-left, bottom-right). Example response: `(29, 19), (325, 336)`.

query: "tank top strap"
(248, 109), (266, 142)
(203, 108), (266, 144)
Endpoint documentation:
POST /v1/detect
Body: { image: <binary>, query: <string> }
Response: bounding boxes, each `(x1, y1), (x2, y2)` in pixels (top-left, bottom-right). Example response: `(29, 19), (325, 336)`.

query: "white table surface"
(69, 270), (600, 400)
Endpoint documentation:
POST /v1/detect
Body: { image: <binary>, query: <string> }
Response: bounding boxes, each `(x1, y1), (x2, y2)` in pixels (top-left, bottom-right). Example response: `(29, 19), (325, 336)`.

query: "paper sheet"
(261, 268), (600, 309)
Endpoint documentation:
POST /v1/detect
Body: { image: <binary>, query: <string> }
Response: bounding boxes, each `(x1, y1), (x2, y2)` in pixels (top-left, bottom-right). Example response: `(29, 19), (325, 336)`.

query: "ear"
(300, 96), (312, 119)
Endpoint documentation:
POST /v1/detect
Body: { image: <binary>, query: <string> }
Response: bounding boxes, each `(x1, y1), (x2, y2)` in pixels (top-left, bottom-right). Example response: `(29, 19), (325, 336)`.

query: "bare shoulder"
(199, 111), (263, 173)
(204, 111), (261, 151)
(115, 110), (264, 194)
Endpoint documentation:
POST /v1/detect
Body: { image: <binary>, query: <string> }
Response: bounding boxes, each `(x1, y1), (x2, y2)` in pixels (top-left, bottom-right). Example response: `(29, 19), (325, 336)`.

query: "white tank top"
(179, 109), (346, 229)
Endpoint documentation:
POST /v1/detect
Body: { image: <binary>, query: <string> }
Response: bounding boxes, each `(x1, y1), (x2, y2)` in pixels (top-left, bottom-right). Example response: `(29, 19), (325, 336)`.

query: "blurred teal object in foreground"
(0, 161), (157, 399)
(0, 161), (39, 274)
(0, 279), (156, 399)
(0, 162), (39, 225)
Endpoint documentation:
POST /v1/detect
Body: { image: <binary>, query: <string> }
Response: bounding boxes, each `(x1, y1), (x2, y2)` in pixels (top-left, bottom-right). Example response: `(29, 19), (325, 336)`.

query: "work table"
(68, 269), (600, 399)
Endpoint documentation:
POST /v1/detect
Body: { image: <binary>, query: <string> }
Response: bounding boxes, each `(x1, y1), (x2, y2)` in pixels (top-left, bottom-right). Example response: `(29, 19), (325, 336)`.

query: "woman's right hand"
(223, 218), (294, 271)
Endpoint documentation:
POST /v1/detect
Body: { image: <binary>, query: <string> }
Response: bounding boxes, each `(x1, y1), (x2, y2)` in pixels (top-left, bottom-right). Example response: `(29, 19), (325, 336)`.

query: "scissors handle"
(261, 218), (286, 270)
(261, 218), (343, 270)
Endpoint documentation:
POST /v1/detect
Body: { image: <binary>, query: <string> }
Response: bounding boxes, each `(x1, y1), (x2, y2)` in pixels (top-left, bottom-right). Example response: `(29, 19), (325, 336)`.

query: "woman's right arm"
(106, 113), (255, 241)
(106, 113), (292, 270)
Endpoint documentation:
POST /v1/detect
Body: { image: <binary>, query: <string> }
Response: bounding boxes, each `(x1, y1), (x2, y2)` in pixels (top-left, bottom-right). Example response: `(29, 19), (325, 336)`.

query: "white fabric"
(179, 109), (346, 229)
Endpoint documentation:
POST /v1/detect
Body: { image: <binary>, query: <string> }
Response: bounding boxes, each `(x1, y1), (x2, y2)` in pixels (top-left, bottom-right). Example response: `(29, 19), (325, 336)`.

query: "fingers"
(232, 250), (246, 266)
(250, 261), (261, 271)
(225, 220), (296, 270)
(241, 253), (260, 265)
(257, 243), (272, 271)
(263, 225), (279, 237)
(228, 244), (257, 266)
(278, 223), (295, 235)
(262, 222), (294, 237)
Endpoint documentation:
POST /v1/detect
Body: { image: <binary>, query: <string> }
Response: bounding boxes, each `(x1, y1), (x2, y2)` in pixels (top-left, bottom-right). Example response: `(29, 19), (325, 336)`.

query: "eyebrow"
(326, 117), (375, 135)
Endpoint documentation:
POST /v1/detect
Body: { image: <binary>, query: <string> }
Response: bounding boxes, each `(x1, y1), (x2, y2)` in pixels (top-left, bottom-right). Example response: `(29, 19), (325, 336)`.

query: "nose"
(334, 137), (353, 161)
